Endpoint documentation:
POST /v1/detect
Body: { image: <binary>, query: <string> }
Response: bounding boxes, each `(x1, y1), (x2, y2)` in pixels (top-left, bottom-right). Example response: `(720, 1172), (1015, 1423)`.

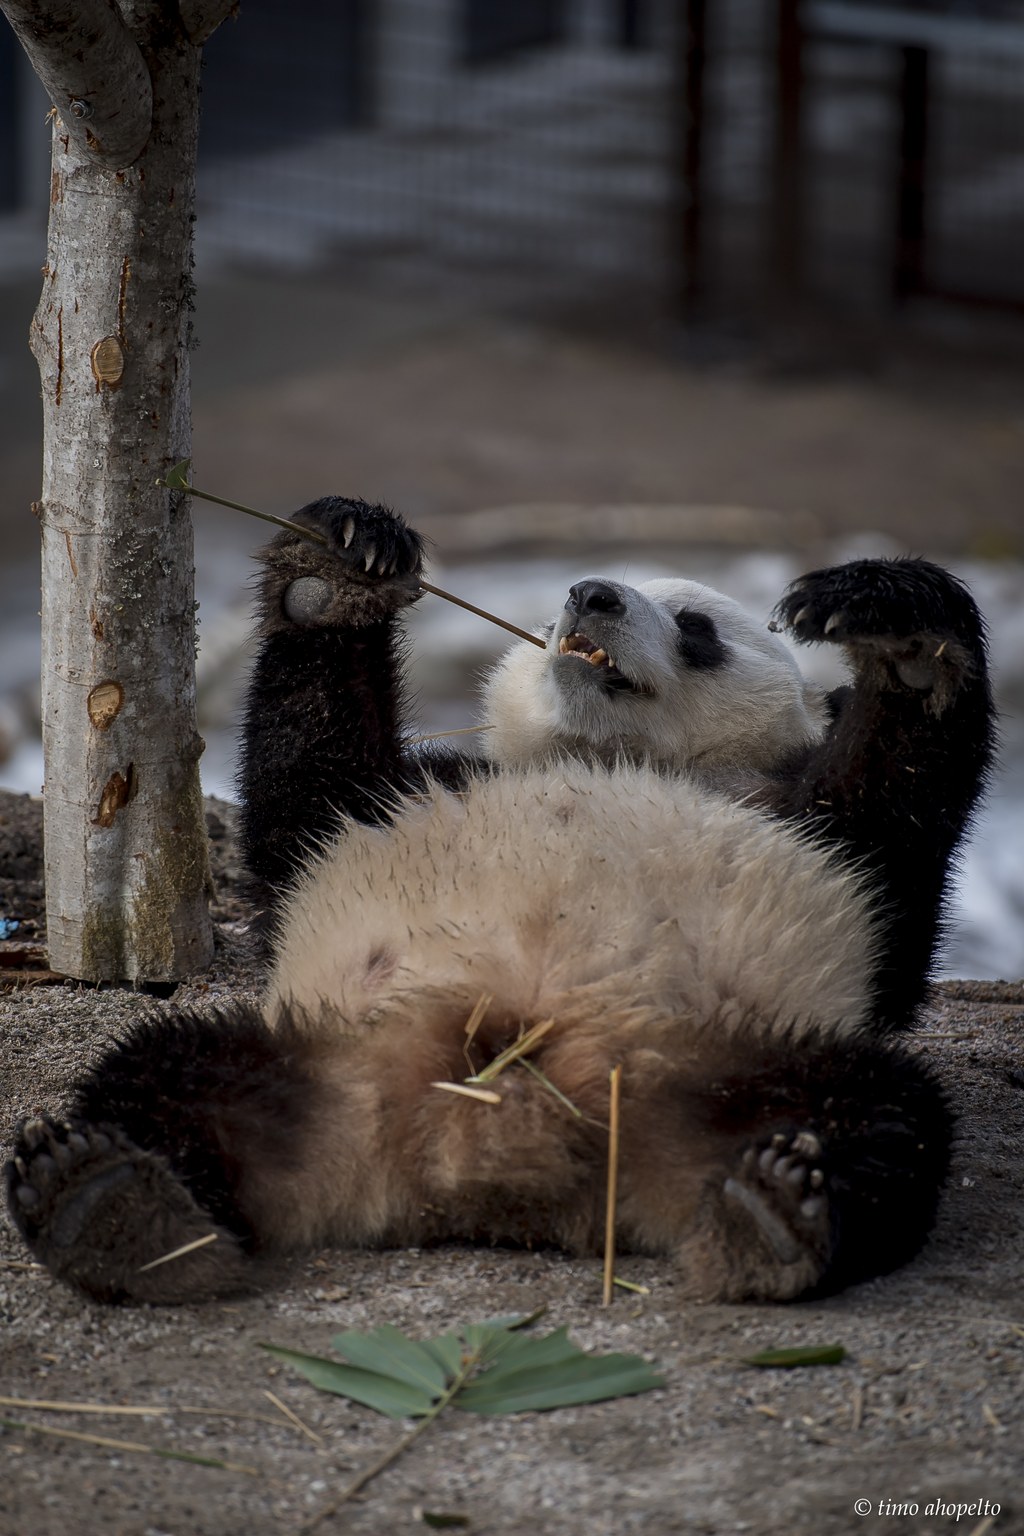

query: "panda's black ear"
(675, 609), (727, 670)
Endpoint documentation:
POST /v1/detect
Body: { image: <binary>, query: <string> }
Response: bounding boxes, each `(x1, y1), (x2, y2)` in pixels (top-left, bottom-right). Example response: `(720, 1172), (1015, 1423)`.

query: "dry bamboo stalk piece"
(602, 1064), (623, 1306)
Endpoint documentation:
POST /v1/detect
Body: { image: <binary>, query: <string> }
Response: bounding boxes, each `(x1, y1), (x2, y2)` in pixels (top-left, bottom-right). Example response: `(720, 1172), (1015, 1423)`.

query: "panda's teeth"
(557, 634), (618, 669)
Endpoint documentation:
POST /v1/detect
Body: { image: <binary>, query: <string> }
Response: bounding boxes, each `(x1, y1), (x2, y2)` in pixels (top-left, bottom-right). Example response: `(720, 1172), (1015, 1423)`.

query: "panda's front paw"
(292, 497), (425, 582)
(259, 497), (426, 632)
(775, 557), (982, 651)
(775, 558), (989, 706)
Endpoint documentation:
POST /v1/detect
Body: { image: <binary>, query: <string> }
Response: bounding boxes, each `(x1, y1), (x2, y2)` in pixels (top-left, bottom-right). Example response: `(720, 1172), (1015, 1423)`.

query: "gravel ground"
(0, 792), (1022, 1536)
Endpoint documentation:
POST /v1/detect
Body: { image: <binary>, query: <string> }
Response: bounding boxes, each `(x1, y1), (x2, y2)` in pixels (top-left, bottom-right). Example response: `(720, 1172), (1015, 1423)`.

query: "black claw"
(291, 497), (424, 583)
(774, 557), (985, 652)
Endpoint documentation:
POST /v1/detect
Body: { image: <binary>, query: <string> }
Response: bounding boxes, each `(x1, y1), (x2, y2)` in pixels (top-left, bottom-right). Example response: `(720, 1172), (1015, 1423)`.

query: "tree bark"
(0, 0), (152, 168)
(9, 0), (217, 981)
(177, 0), (238, 47)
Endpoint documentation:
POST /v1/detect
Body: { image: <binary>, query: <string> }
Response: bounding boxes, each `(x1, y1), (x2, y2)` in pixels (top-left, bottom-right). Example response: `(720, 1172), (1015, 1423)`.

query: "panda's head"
(481, 575), (828, 777)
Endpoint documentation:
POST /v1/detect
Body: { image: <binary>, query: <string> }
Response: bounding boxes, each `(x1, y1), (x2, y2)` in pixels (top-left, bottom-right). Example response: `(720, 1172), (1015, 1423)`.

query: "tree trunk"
(3, 0), (236, 981)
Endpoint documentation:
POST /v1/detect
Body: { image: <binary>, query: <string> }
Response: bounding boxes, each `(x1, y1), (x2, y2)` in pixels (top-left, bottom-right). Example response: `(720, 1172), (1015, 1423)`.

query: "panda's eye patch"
(674, 609), (727, 670)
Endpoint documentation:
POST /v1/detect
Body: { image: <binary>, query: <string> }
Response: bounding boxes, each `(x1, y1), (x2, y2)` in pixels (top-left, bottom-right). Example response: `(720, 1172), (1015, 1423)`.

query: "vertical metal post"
(0, 24), (17, 209)
(619, 0), (642, 50)
(894, 44), (929, 301)
(771, 0), (804, 305)
(674, 0), (707, 321)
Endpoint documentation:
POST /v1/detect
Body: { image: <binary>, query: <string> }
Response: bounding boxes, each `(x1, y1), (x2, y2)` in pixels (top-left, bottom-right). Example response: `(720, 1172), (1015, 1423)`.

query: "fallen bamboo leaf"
(612, 1276), (650, 1296)
(741, 1345), (847, 1369)
(268, 1314), (663, 1529)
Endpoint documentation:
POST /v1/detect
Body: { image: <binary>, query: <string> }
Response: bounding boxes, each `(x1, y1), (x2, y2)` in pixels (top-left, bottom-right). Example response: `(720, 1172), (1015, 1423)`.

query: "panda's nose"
(566, 580), (626, 617)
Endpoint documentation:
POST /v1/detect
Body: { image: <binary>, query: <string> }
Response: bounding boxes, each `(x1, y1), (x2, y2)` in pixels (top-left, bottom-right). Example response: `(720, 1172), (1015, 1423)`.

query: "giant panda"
(6, 499), (996, 1306)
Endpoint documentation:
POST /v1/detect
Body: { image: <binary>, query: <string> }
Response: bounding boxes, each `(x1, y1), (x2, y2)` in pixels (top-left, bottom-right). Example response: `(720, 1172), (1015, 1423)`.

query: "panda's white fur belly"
(265, 763), (876, 1049)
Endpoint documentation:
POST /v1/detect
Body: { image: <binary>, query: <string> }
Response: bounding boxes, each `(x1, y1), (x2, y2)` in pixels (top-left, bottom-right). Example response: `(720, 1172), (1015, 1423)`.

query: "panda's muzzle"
(558, 580), (648, 693)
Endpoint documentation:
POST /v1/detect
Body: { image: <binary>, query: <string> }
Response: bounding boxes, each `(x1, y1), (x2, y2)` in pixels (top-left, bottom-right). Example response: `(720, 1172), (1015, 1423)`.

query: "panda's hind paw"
(6, 1115), (247, 1305)
(723, 1127), (831, 1271)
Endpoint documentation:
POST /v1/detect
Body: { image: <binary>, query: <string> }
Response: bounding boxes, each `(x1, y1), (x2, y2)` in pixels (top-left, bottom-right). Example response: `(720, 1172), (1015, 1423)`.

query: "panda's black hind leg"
(7, 1116), (247, 1305)
(671, 1025), (954, 1301)
(6, 1002), (337, 1304)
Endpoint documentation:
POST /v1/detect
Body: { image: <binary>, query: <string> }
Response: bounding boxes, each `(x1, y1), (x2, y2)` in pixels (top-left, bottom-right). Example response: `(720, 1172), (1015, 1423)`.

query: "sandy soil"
(1, 790), (1022, 1536)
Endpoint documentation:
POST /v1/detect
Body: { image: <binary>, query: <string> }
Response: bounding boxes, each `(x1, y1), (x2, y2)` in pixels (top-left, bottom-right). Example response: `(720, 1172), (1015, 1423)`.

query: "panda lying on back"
(7, 500), (995, 1304)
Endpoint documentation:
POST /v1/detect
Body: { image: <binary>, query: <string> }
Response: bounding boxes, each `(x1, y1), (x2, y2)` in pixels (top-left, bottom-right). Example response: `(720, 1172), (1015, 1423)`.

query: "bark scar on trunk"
(55, 305), (63, 405)
(91, 335), (126, 390)
(88, 681), (124, 730)
(117, 255), (132, 334)
(93, 767), (135, 829)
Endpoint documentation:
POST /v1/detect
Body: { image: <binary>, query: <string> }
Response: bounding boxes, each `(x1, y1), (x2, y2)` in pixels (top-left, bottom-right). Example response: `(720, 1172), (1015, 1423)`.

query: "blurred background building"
(1, 0), (1023, 975)
(5, 1), (1024, 335)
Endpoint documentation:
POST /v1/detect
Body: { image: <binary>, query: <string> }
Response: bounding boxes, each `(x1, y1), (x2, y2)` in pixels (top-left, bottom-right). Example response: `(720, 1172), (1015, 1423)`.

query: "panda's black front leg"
(238, 497), (426, 909)
(773, 557), (995, 1025)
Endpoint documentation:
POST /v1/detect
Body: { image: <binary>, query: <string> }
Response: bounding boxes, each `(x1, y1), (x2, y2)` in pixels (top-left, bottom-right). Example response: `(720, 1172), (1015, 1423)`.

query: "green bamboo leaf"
(461, 1322), (522, 1368)
(459, 1352), (665, 1414)
(741, 1344), (847, 1369)
(160, 459), (192, 490)
(331, 1324), (451, 1396)
(420, 1513), (471, 1529)
(418, 1333), (464, 1379)
(265, 1313), (665, 1521)
(475, 1310), (547, 1335)
(465, 1326), (581, 1378)
(260, 1345), (436, 1419)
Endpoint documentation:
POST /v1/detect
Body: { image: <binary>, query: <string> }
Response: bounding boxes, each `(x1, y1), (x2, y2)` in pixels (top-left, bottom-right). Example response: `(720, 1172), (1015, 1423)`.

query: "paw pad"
(726, 1127), (830, 1264)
